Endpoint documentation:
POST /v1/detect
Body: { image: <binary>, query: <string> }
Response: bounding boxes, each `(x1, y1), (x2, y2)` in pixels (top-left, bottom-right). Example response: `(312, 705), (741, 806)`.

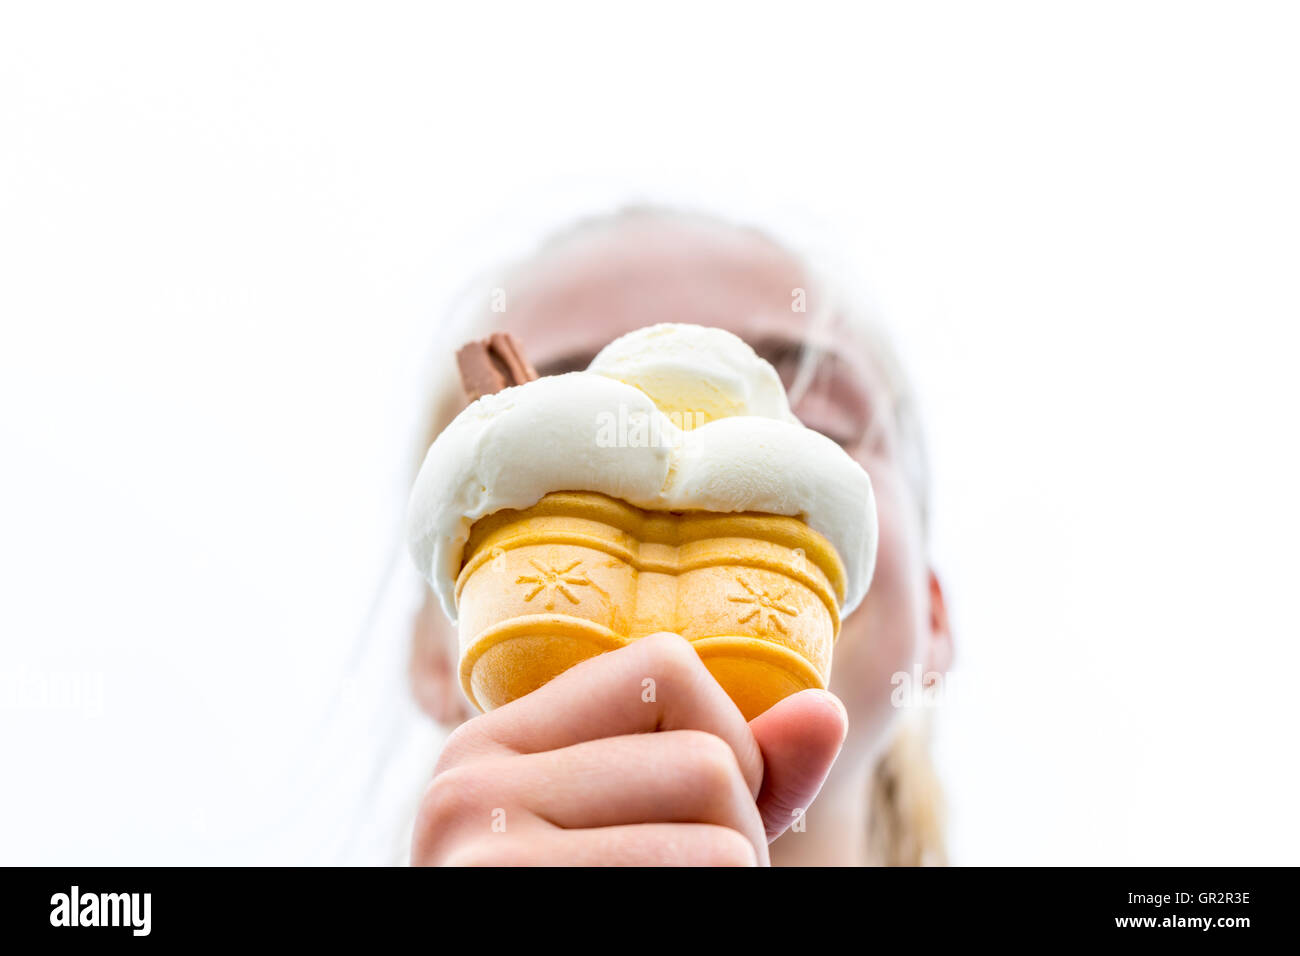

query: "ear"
(922, 569), (954, 680)
(409, 593), (475, 726)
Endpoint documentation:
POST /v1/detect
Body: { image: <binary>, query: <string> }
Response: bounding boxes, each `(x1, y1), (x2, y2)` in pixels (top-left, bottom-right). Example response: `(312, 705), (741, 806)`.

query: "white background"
(2, 2), (1298, 864)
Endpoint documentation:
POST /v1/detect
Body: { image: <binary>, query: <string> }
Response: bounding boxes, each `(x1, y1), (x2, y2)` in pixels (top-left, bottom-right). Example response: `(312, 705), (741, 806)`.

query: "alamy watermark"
(50, 886), (150, 936)
(890, 668), (961, 709)
(0, 666), (105, 718)
(595, 404), (710, 448)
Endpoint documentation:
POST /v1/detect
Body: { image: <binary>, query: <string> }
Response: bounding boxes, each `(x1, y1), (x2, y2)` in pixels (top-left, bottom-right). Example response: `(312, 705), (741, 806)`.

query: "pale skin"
(409, 215), (953, 866)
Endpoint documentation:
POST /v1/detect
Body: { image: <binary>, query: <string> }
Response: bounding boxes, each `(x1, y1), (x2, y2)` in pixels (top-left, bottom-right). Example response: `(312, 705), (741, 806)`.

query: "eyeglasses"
(531, 334), (889, 458)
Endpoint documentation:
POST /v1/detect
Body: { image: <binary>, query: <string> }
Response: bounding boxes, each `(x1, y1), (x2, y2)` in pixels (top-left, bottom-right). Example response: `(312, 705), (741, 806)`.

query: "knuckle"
(413, 759), (523, 866)
(678, 731), (742, 791)
(705, 827), (758, 867)
(641, 631), (704, 684)
(442, 840), (514, 868)
(433, 720), (481, 774)
(412, 767), (481, 862)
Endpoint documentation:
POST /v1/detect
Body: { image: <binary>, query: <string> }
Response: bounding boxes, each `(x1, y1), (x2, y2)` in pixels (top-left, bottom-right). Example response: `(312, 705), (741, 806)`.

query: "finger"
(502, 731), (769, 864)
(748, 689), (848, 841)
(414, 731), (770, 865)
(411, 765), (552, 866)
(447, 633), (763, 797)
(443, 824), (759, 867)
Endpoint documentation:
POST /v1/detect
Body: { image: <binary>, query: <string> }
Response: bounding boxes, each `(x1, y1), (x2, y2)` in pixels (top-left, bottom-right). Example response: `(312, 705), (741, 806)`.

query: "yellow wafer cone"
(455, 491), (847, 720)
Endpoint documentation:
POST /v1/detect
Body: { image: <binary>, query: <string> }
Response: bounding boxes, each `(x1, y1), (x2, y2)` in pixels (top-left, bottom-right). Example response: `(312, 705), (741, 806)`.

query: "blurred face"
(411, 217), (951, 780)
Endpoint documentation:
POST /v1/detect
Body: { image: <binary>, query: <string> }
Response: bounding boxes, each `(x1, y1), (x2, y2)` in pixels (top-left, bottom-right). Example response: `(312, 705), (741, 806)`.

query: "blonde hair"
(417, 205), (947, 866)
(867, 712), (947, 866)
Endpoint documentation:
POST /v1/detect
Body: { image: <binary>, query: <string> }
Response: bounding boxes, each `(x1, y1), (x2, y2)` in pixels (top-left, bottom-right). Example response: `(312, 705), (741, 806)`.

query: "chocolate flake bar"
(456, 332), (539, 400)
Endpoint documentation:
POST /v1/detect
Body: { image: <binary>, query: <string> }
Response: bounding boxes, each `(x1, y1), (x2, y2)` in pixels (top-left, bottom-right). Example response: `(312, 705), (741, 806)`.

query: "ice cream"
(407, 323), (878, 718)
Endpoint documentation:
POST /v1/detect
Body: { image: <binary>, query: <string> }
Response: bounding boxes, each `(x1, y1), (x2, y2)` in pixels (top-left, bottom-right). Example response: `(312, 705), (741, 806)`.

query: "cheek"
(827, 462), (928, 753)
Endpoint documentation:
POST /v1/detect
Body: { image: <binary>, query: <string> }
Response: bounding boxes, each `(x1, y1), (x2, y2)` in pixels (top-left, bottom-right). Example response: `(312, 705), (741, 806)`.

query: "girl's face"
(412, 219), (951, 778)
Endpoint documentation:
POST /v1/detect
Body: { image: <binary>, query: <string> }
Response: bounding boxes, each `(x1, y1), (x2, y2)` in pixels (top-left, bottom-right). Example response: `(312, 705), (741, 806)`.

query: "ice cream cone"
(455, 491), (848, 720)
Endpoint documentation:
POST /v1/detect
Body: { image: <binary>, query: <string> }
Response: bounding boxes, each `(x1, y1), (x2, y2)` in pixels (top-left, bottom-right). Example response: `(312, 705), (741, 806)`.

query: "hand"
(411, 632), (848, 866)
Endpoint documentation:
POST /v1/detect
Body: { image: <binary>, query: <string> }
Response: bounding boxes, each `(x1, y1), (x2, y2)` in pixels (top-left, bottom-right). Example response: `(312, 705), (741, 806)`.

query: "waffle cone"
(452, 494), (847, 717)
(455, 491), (847, 720)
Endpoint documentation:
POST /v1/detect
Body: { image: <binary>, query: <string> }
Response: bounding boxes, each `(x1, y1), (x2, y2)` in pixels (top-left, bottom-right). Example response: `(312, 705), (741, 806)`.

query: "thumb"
(748, 689), (848, 842)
